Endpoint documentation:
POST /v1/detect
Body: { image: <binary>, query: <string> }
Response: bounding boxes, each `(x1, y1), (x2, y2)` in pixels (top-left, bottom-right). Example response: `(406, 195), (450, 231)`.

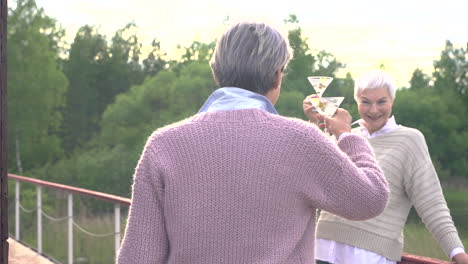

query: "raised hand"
(453, 252), (468, 264)
(303, 94), (323, 126)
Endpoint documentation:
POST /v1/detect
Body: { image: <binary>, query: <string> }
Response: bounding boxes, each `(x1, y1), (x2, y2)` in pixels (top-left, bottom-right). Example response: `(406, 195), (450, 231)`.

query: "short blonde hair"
(354, 70), (397, 101)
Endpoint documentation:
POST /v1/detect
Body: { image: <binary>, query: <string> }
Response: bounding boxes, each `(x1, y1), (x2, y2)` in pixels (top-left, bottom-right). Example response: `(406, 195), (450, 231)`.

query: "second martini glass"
(309, 97), (344, 118)
(309, 96), (345, 137)
(307, 76), (333, 97)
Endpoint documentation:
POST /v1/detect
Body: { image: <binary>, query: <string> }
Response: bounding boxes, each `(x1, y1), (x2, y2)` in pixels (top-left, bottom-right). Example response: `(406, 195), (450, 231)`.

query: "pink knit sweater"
(117, 109), (389, 264)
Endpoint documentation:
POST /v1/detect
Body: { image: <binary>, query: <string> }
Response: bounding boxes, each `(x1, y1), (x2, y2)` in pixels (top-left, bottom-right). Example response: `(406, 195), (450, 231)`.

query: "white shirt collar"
(359, 116), (399, 139)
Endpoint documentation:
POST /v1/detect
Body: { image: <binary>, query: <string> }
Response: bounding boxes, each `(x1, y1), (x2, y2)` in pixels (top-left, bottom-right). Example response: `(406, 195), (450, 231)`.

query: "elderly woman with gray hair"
(304, 69), (468, 264)
(117, 23), (390, 263)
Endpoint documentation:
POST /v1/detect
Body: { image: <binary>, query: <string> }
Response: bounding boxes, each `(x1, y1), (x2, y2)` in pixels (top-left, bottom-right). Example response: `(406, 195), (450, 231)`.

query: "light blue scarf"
(198, 87), (278, 115)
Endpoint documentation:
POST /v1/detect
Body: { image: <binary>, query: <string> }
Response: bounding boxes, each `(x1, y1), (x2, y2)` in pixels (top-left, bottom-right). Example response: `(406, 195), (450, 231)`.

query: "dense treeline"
(7, 0), (468, 197)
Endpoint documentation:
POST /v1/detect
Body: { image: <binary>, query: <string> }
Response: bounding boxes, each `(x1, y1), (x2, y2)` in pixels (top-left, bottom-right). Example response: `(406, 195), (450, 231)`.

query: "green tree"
(100, 22), (145, 97)
(282, 14), (316, 98)
(7, 0), (68, 173)
(62, 25), (108, 152)
(62, 23), (147, 153)
(430, 41), (468, 179)
(38, 60), (217, 196)
(280, 15), (344, 118)
(433, 41), (468, 99)
(99, 60), (216, 163)
(172, 41), (215, 75)
(409, 68), (431, 90)
(393, 88), (467, 180)
(333, 73), (358, 120)
(179, 41), (215, 63)
(142, 39), (168, 77)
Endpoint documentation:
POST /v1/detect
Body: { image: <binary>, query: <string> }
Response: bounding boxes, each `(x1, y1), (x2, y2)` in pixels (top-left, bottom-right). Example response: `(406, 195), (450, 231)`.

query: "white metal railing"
(8, 174), (131, 264)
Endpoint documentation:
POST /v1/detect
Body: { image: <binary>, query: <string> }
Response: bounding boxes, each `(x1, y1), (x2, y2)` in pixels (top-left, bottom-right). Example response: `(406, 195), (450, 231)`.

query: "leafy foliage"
(6, 4), (466, 196)
(7, 0), (68, 172)
(396, 42), (468, 179)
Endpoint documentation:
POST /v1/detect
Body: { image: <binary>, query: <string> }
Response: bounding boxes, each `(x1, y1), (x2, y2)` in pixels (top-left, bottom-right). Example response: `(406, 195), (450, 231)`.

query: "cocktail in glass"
(307, 76), (333, 97)
(309, 97), (344, 118)
(309, 96), (345, 137)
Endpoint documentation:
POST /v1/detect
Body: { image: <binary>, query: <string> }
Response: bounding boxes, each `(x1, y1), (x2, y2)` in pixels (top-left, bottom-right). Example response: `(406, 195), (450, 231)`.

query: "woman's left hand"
(453, 252), (468, 264)
(303, 94), (324, 126)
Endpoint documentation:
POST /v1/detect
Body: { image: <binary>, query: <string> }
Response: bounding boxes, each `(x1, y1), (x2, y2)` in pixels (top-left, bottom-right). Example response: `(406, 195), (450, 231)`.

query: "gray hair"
(210, 22), (293, 95)
(354, 69), (397, 101)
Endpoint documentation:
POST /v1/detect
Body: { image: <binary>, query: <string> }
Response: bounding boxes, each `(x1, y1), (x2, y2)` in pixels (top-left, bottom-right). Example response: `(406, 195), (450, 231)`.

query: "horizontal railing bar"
(8, 174), (131, 206)
(8, 174), (454, 264)
(400, 253), (452, 264)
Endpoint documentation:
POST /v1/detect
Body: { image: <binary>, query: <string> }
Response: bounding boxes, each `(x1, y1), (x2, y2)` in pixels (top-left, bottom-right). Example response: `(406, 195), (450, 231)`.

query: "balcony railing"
(8, 174), (130, 263)
(7, 173), (453, 264)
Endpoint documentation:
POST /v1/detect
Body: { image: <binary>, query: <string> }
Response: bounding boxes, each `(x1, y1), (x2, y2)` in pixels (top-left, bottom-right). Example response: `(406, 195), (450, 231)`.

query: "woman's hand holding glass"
(303, 94), (322, 126)
(303, 94), (351, 139)
(453, 252), (468, 264)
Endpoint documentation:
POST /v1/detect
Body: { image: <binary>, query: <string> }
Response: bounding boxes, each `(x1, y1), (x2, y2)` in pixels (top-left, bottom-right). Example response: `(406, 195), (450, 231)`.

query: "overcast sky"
(32, 0), (468, 88)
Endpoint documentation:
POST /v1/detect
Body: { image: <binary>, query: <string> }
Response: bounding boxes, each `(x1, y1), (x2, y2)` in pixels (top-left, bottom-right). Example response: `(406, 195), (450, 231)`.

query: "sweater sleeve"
(403, 131), (464, 257)
(117, 138), (168, 263)
(300, 131), (390, 221)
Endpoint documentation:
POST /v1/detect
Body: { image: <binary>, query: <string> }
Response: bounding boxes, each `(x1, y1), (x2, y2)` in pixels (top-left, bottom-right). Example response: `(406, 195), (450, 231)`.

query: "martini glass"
(307, 76), (333, 97)
(309, 96), (344, 137)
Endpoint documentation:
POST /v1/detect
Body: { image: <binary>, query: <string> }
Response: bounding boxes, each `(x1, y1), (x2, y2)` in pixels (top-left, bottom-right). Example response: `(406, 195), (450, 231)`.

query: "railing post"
(68, 193), (73, 264)
(37, 185), (42, 253)
(15, 180), (19, 240)
(114, 204), (121, 257)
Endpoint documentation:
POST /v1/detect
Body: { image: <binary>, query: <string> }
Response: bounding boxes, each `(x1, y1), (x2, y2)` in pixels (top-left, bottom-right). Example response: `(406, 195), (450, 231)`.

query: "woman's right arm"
(296, 113), (389, 221)
(403, 131), (465, 260)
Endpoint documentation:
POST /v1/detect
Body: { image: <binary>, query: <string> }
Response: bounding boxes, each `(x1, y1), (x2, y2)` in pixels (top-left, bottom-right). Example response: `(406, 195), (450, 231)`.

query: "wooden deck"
(7, 238), (54, 264)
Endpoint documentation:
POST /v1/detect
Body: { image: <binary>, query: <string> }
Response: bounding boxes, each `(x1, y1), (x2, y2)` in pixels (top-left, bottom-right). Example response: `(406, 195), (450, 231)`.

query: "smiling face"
(356, 87), (394, 134)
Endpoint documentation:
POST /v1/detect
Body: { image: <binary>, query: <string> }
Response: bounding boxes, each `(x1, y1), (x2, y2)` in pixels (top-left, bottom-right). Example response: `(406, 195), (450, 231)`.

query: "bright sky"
(32, 0), (468, 88)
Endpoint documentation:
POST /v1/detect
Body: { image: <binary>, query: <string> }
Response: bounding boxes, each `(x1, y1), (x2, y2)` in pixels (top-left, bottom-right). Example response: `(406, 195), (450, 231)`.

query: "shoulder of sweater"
(142, 115), (196, 150)
(273, 114), (314, 127)
(144, 110), (336, 146)
(150, 111), (314, 135)
(395, 125), (423, 136)
(352, 126), (429, 154)
(387, 126), (427, 145)
(152, 116), (194, 136)
(352, 125), (426, 144)
(374, 126), (431, 160)
(271, 115), (329, 138)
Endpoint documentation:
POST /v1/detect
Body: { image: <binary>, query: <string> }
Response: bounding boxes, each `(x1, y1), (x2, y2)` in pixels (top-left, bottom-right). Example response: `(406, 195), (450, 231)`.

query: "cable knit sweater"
(117, 108), (389, 264)
(316, 126), (464, 261)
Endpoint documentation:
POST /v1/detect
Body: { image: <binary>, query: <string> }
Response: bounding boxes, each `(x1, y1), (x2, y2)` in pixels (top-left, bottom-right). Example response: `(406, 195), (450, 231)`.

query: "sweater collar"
(198, 87), (278, 115)
(358, 116), (399, 139)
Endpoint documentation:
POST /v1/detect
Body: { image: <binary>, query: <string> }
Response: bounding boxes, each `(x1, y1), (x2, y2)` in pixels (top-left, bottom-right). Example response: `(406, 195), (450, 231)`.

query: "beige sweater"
(316, 126), (464, 261)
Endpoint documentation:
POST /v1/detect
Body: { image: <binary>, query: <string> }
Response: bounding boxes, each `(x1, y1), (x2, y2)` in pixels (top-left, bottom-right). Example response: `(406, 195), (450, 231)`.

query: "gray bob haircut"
(354, 69), (397, 101)
(210, 22), (293, 95)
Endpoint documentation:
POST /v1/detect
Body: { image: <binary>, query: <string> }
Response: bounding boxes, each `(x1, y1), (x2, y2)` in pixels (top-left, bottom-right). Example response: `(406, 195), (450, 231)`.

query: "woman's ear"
(212, 72), (220, 87)
(273, 68), (283, 89)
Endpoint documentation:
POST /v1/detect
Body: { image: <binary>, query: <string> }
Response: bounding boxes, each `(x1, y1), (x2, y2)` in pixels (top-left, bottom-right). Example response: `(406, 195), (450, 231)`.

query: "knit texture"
(316, 126), (464, 261)
(117, 109), (389, 264)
